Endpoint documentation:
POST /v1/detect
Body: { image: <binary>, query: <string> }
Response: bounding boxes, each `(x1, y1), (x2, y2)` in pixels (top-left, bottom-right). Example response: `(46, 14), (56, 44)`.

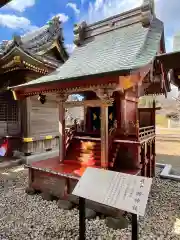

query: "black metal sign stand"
(132, 213), (138, 240)
(79, 197), (85, 240)
(79, 197), (138, 240)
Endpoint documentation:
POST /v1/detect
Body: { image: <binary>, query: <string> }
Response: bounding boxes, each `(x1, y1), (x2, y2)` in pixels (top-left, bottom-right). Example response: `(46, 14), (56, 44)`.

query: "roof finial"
(47, 15), (61, 36)
(13, 34), (22, 46)
(73, 21), (87, 46)
(48, 15), (60, 26)
(52, 15), (61, 24)
(141, 0), (155, 27)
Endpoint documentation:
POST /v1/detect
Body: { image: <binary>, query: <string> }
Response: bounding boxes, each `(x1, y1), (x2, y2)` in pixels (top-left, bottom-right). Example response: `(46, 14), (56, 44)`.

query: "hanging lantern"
(38, 94), (46, 104)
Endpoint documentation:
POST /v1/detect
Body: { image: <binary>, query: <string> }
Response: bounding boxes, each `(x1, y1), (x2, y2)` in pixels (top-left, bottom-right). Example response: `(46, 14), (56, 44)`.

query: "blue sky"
(0, 0), (180, 54)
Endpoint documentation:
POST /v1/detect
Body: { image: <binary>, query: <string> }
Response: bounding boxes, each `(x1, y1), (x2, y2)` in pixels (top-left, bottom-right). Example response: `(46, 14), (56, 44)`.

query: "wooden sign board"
(72, 167), (152, 216)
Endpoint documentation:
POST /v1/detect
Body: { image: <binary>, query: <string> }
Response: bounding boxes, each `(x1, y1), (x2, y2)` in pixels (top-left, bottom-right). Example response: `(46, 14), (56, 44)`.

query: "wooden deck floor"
(30, 157), (101, 178)
(29, 157), (140, 177)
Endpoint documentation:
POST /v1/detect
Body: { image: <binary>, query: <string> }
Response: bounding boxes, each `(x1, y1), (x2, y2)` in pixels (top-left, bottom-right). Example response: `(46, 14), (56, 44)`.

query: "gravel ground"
(0, 166), (180, 240)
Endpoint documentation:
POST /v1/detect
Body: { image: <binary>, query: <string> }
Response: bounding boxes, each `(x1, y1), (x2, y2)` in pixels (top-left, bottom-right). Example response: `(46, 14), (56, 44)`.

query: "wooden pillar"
(120, 95), (126, 131)
(140, 144), (146, 177)
(100, 104), (108, 168)
(95, 88), (114, 169)
(152, 99), (156, 129)
(21, 98), (31, 137)
(146, 143), (151, 178)
(144, 143), (148, 177)
(85, 107), (90, 132)
(152, 138), (156, 177)
(21, 97), (32, 154)
(149, 142), (152, 178)
(57, 94), (68, 163)
(141, 143), (147, 177)
(84, 106), (87, 132)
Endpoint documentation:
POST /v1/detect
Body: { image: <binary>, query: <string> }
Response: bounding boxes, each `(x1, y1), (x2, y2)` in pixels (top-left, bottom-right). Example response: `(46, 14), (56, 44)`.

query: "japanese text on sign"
(72, 167), (152, 216)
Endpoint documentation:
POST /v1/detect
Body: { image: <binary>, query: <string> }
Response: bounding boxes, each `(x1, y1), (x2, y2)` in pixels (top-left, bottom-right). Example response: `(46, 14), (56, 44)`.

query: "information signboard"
(73, 167), (152, 216)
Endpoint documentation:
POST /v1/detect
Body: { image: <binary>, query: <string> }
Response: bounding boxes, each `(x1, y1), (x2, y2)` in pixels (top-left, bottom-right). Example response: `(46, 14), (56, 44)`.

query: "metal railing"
(139, 126), (155, 140)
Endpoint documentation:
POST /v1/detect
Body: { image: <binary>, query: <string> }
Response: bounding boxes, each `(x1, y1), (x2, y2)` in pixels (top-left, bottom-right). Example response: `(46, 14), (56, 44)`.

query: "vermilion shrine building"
(10, 0), (170, 211)
(0, 17), (68, 156)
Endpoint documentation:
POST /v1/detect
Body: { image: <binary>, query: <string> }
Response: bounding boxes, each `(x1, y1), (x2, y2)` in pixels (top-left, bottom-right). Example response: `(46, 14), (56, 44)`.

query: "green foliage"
(166, 112), (179, 120)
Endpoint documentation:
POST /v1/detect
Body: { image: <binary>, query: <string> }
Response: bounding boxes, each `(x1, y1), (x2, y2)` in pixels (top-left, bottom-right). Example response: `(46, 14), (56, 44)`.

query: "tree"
(166, 112), (179, 120)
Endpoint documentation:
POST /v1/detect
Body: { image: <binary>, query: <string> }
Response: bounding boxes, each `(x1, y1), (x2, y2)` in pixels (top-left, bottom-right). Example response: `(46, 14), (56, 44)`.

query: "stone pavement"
(0, 157), (22, 170)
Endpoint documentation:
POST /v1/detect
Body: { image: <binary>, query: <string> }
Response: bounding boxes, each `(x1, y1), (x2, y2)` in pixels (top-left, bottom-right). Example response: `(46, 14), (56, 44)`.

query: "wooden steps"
(65, 136), (122, 169)
(65, 138), (101, 167)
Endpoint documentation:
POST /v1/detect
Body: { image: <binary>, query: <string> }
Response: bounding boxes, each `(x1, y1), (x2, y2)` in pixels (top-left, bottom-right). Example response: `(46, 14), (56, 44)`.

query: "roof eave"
(10, 63), (153, 95)
(9, 69), (130, 91)
(0, 45), (59, 70)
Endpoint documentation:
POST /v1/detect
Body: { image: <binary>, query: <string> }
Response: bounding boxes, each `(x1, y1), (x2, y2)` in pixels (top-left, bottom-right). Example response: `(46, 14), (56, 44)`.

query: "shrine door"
(90, 106), (115, 132)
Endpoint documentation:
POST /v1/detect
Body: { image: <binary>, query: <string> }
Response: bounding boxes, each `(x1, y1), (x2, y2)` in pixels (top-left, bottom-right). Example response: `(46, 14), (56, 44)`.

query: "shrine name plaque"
(72, 167), (152, 216)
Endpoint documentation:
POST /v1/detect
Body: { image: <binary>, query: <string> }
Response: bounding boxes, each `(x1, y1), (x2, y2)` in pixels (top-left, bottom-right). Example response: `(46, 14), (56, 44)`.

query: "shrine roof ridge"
(74, 0), (155, 46)
(10, 0), (165, 91)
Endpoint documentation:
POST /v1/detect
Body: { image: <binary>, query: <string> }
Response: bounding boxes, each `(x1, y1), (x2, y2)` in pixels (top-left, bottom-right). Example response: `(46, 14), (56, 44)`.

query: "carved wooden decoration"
(95, 88), (114, 99)
(73, 21), (87, 46)
(63, 99), (114, 108)
(13, 56), (21, 64)
(141, 0), (155, 27)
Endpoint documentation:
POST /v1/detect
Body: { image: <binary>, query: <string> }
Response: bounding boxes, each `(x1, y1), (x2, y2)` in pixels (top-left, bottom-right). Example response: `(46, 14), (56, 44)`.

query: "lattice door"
(0, 91), (21, 137)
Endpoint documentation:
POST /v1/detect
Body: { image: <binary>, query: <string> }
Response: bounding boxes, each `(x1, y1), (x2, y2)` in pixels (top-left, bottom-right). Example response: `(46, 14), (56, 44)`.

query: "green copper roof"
(10, 0), (164, 90)
(12, 18), (163, 89)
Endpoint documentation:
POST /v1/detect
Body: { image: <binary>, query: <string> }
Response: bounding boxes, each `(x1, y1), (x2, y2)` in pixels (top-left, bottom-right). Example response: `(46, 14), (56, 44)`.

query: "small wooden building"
(0, 17), (68, 156)
(11, 0), (170, 213)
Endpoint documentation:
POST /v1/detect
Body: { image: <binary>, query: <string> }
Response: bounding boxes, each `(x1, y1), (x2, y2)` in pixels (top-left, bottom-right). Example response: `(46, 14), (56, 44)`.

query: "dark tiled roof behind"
(0, 18), (63, 55)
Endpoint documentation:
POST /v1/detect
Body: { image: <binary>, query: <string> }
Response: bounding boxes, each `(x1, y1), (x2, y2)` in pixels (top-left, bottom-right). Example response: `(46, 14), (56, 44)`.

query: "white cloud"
(5, 0), (35, 12)
(86, 0), (142, 23)
(65, 43), (76, 54)
(67, 3), (80, 16)
(83, 0), (180, 53)
(0, 14), (37, 32)
(55, 13), (69, 23)
(165, 36), (173, 53)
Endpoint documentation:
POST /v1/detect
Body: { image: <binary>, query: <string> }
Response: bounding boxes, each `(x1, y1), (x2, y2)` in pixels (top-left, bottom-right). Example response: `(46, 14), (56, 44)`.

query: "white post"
(168, 119), (171, 129)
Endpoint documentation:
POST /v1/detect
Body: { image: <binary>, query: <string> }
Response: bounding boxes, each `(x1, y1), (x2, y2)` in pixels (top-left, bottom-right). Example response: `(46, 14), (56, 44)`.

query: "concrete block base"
(156, 163), (180, 181)
(21, 149), (59, 165)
